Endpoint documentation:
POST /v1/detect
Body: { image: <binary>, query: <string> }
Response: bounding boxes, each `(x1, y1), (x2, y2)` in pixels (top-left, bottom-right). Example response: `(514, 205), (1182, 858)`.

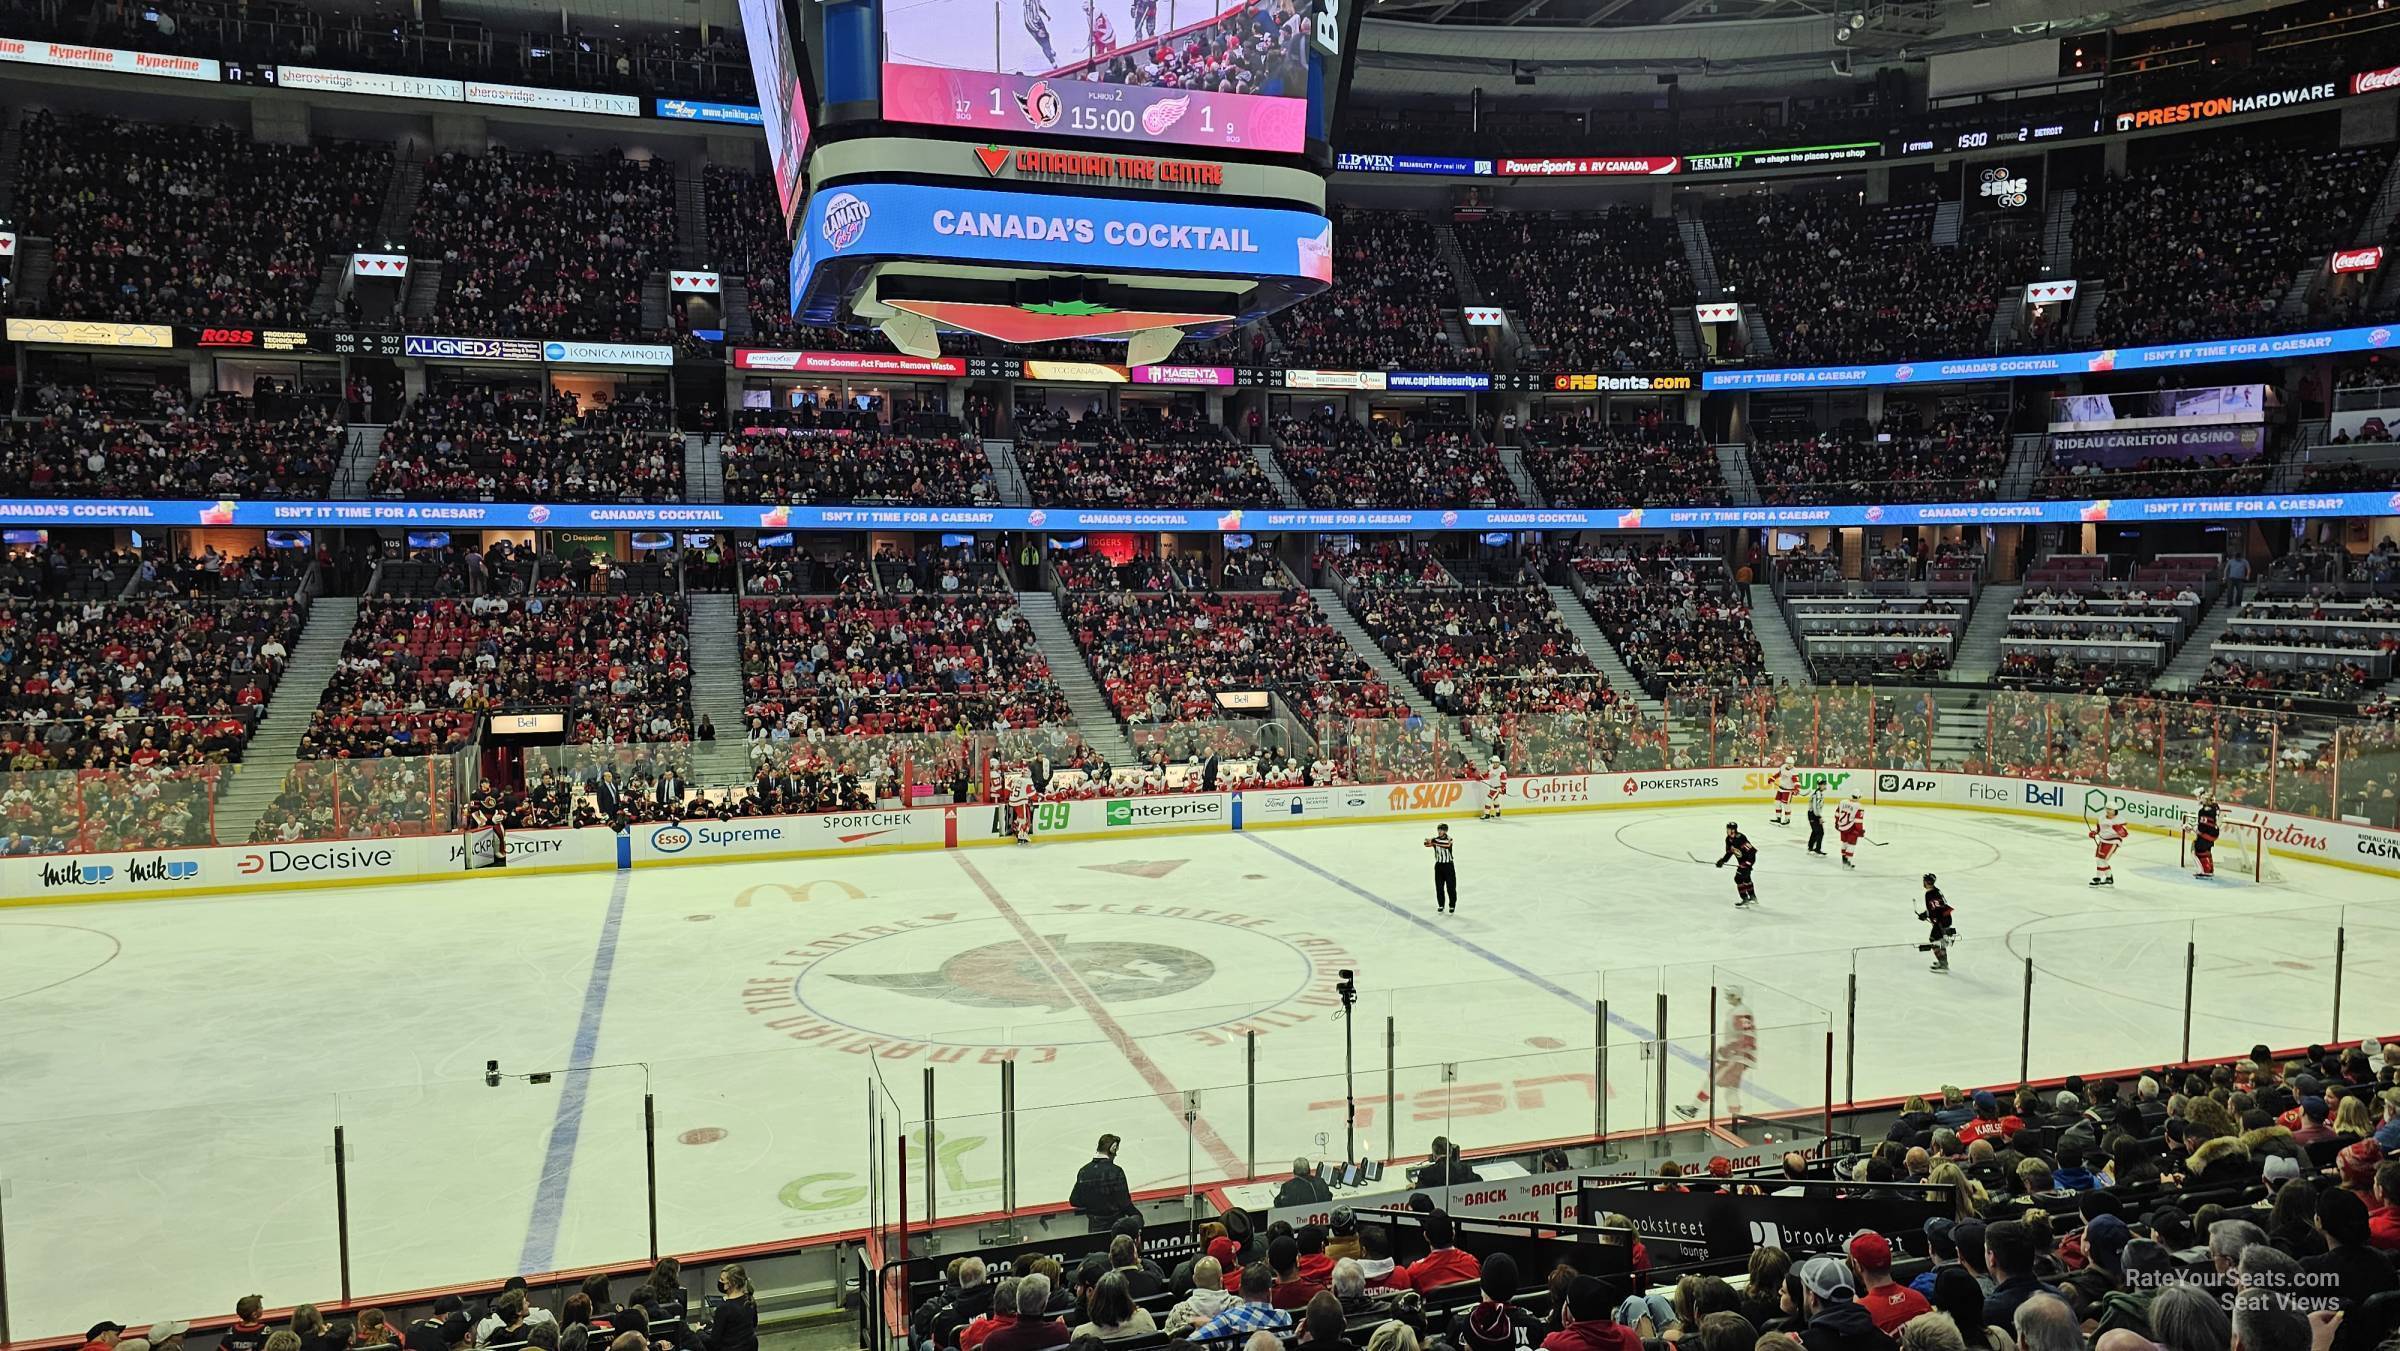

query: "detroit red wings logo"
(1016, 81), (1063, 129)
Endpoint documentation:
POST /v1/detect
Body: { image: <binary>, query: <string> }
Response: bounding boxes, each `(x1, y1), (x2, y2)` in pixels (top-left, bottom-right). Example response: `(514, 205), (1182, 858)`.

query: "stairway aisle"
(1746, 585), (1813, 686)
(684, 432), (724, 504)
(212, 597), (359, 844)
(1544, 584), (1667, 724)
(1310, 588), (1483, 755)
(2159, 590), (2245, 687)
(686, 594), (757, 785)
(1498, 444), (1544, 506)
(1253, 445), (1305, 507)
(1014, 592), (1138, 767)
(1947, 584), (2021, 685)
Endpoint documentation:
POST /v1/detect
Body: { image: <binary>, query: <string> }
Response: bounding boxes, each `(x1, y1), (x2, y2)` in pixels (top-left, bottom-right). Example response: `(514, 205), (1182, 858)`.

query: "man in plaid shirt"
(1188, 1265), (1293, 1342)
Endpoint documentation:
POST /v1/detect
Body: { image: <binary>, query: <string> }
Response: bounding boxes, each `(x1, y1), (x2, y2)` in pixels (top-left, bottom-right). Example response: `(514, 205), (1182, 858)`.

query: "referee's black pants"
(1433, 861), (1458, 912)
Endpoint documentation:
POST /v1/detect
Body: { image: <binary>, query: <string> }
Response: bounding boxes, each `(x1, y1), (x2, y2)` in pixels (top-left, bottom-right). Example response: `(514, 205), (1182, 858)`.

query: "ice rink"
(5, 799), (2397, 1338)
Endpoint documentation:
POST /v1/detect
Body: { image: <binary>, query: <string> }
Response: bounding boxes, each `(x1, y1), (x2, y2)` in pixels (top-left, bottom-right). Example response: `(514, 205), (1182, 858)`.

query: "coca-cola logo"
(2333, 247), (2385, 274)
(2352, 65), (2400, 94)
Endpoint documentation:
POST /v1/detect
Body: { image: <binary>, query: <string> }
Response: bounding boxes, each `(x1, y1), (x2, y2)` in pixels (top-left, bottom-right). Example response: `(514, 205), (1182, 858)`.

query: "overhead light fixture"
(1850, 11), (1867, 25)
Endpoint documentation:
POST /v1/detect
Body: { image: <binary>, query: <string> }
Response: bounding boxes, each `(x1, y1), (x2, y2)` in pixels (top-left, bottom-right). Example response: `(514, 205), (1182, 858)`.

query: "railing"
(4, 691), (2400, 1341)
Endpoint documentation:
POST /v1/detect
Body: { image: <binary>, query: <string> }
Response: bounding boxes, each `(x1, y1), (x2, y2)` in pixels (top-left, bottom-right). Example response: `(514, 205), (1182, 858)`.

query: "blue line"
(520, 871), (633, 1273)
(1241, 833), (1797, 1113)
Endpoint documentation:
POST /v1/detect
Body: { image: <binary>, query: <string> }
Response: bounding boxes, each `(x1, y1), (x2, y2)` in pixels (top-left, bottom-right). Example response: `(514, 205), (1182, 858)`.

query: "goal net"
(2180, 819), (2284, 883)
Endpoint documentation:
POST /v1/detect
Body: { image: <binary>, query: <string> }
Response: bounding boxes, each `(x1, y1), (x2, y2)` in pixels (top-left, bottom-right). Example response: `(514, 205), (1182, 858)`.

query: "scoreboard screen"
(880, 0), (1311, 152)
(740, 0), (817, 229)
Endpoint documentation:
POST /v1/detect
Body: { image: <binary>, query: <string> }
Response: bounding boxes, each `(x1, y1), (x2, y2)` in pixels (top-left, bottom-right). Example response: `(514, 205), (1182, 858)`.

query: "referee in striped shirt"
(1425, 823), (1458, 913)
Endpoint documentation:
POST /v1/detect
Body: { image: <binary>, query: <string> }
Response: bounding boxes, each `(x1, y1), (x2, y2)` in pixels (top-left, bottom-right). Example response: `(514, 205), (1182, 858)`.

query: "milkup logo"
(39, 860), (113, 888)
(1518, 776), (1591, 804)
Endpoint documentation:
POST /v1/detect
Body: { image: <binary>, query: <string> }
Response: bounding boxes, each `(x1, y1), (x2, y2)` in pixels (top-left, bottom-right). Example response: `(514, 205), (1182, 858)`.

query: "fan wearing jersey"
(2089, 805), (2128, 886)
(1834, 794), (1867, 869)
(1716, 822), (1759, 909)
(1770, 757), (1798, 827)
(1676, 987), (1757, 1121)
(2192, 798), (2220, 878)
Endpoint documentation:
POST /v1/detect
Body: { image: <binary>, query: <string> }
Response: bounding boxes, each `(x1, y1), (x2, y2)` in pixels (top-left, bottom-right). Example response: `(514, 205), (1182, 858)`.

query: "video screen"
(881, 0), (1310, 152)
(740, 0), (814, 229)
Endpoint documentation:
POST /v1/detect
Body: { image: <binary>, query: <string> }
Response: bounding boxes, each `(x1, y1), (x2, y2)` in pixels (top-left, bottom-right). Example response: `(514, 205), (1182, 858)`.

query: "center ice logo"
(834, 936), (1215, 1012)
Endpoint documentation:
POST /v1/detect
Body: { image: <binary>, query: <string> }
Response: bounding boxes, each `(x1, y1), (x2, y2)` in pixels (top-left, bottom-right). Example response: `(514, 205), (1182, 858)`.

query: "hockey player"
(1834, 793), (1867, 869)
(1009, 773), (1035, 844)
(1770, 757), (1799, 826)
(2089, 803), (2128, 886)
(1805, 781), (1828, 856)
(1919, 874), (1957, 973)
(1676, 986), (1757, 1120)
(1716, 822), (1759, 908)
(2192, 797), (2220, 879)
(1481, 756), (1506, 821)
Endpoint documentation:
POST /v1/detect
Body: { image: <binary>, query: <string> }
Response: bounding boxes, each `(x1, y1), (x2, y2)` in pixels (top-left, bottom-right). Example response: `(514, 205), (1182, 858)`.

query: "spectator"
(1071, 1273), (1156, 1340)
(1848, 1233), (1932, 1334)
(1797, 1256), (1890, 1351)
(1543, 1276), (1640, 1351)
(1188, 1265), (1293, 1341)
(1448, 1253), (1541, 1351)
(1980, 1223), (2062, 1329)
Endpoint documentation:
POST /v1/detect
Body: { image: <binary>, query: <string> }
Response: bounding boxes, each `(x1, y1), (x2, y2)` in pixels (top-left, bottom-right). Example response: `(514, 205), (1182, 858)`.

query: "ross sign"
(1334, 152), (1492, 176)
(1499, 155), (1679, 177)
(1705, 320), (2400, 390)
(2025, 280), (2079, 304)
(1464, 307), (1504, 327)
(731, 349), (968, 377)
(542, 340), (677, 367)
(1688, 142), (1877, 172)
(276, 65), (464, 100)
(463, 81), (641, 117)
(1549, 372), (1698, 393)
(188, 326), (318, 352)
(404, 334), (544, 362)
(1695, 303), (1742, 325)
(981, 146), (1228, 188)
(655, 98), (766, 125)
(2113, 81), (2341, 131)
(1130, 364), (1235, 386)
(351, 252), (410, 278)
(791, 183), (1334, 311)
(2333, 247), (2385, 275)
(0, 37), (218, 80)
(6, 318), (175, 348)
(670, 270), (723, 293)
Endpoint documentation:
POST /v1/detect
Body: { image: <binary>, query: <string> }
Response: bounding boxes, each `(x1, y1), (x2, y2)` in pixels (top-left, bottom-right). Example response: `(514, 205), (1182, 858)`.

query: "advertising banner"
(1694, 303), (1743, 325)
(2113, 81), (2341, 131)
(2044, 425), (2269, 469)
(464, 81), (641, 117)
(1548, 372), (1698, 393)
(1334, 152), (1492, 176)
(1498, 156), (1680, 177)
(351, 252), (411, 278)
(1704, 322), (2400, 390)
(0, 37), (219, 80)
(277, 65), (464, 100)
(1688, 143), (1877, 172)
(2355, 65), (2400, 95)
(1129, 364), (1236, 386)
(1387, 372), (1492, 392)
(2334, 247), (2385, 274)
(794, 182), (1333, 295)
(2025, 280), (2079, 305)
(404, 334), (544, 362)
(542, 340), (676, 366)
(1021, 360), (1131, 383)
(1464, 307), (1505, 327)
(655, 98), (767, 125)
(6, 317), (175, 348)
(1968, 161), (2038, 214)
(1283, 369), (1387, 391)
(732, 349), (969, 377)
(670, 270), (722, 293)
(1597, 1185), (1948, 1260)
(2049, 386), (2268, 431)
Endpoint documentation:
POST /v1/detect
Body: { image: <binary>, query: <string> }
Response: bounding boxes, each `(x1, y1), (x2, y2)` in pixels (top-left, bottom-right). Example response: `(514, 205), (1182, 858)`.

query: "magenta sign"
(1130, 363), (1235, 386)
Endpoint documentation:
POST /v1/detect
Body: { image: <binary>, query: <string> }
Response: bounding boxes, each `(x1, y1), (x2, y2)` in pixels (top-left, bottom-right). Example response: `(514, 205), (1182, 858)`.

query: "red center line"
(953, 853), (1248, 1179)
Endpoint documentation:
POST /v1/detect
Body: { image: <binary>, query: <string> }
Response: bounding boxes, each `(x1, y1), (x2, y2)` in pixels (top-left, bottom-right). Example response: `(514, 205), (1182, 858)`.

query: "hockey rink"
(4, 800), (2398, 1336)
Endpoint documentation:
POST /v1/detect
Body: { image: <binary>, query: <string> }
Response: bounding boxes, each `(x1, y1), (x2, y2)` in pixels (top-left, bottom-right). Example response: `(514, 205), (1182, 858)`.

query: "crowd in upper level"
(411, 147), (675, 342)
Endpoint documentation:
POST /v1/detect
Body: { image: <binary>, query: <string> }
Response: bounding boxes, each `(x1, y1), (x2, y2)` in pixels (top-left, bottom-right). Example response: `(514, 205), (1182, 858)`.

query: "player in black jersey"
(1716, 822), (1758, 908)
(1918, 873), (1956, 972)
(1425, 823), (1458, 913)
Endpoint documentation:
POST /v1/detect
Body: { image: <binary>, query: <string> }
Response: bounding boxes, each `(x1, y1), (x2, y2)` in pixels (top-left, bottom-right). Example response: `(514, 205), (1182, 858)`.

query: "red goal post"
(2180, 817), (2282, 883)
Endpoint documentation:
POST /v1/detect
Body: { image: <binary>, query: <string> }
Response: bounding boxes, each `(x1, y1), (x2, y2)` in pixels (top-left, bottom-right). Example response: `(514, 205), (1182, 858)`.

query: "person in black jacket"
(693, 1265), (757, 1351)
(1070, 1134), (1136, 1230)
(1276, 1157), (1333, 1208)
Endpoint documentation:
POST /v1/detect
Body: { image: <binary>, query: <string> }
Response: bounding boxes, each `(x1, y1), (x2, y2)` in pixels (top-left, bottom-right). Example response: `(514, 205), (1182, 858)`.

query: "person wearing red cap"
(1847, 1232), (1930, 1334)
(1706, 1157), (1736, 1180)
